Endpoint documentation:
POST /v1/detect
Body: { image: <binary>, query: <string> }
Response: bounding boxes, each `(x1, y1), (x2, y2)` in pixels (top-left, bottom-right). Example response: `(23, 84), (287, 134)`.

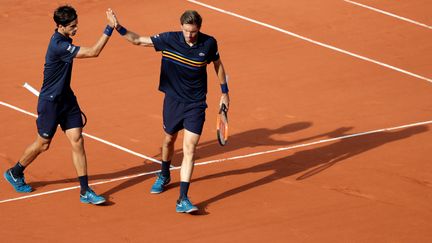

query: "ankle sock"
(11, 162), (25, 177)
(179, 181), (190, 200)
(161, 160), (171, 178)
(78, 175), (89, 195)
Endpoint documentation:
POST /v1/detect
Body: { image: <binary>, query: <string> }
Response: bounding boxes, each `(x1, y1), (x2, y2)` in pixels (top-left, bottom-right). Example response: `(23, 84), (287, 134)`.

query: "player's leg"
(4, 98), (57, 193)
(176, 101), (206, 213)
(161, 131), (178, 176)
(65, 127), (87, 176)
(62, 98), (105, 205)
(180, 129), (200, 184)
(18, 135), (52, 167)
(64, 127), (105, 204)
(150, 132), (178, 194)
(176, 130), (200, 213)
(4, 134), (51, 193)
(151, 95), (183, 194)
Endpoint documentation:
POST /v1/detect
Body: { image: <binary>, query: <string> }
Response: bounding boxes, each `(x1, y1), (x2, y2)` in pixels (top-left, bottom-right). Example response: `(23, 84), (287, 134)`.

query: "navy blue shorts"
(163, 95), (207, 135)
(36, 97), (83, 139)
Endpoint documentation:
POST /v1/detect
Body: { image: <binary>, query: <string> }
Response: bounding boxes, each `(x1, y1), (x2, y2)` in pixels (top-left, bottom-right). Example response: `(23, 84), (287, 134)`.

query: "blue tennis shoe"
(80, 188), (106, 205)
(4, 169), (33, 193)
(176, 197), (198, 213)
(150, 173), (170, 194)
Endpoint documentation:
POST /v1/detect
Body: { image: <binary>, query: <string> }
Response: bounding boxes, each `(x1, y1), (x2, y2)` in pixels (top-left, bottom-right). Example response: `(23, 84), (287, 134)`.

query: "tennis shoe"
(176, 197), (198, 213)
(150, 172), (170, 194)
(4, 169), (33, 193)
(80, 188), (106, 205)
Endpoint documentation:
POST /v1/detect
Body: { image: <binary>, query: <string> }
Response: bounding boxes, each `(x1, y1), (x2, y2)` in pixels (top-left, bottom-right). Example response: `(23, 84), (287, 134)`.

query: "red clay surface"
(1, 0), (431, 242)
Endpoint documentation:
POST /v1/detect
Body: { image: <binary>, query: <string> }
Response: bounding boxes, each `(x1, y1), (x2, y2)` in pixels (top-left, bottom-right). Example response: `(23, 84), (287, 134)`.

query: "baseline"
(187, 0), (432, 84)
(344, 0), (432, 29)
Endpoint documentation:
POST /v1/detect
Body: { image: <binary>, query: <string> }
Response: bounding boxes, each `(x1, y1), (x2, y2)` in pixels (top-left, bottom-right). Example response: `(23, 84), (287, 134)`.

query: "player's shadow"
(28, 162), (161, 198)
(190, 125), (428, 214)
(156, 121), (320, 162)
(97, 122), (317, 198)
(27, 122), (314, 198)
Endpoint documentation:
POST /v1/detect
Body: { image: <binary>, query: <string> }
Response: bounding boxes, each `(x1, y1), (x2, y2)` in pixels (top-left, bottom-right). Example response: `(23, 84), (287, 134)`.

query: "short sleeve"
(56, 41), (80, 63)
(150, 32), (171, 52)
(208, 38), (220, 63)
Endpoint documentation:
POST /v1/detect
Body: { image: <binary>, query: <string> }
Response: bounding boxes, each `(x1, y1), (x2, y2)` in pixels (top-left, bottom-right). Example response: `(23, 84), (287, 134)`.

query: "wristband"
(104, 25), (114, 36)
(116, 25), (127, 36)
(221, 83), (229, 93)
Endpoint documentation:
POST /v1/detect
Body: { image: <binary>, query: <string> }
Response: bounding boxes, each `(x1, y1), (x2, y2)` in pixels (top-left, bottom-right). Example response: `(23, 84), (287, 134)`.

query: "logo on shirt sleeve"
(66, 44), (76, 53)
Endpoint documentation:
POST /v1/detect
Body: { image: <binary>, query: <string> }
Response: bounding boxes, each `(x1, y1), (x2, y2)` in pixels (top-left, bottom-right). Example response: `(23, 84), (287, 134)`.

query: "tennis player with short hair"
(3, 5), (116, 204)
(109, 10), (230, 213)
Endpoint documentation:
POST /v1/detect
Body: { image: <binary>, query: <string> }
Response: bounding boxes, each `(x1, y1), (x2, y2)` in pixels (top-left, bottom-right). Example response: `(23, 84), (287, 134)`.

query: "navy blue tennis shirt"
(39, 30), (80, 101)
(151, 31), (219, 103)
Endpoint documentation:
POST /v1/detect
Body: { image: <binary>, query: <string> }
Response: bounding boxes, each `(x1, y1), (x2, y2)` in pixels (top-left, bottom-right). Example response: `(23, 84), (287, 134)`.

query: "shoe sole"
(80, 199), (106, 205)
(176, 207), (198, 213)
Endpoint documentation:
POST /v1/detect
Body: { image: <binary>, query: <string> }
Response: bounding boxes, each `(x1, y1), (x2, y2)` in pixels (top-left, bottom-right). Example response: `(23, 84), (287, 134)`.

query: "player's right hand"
(106, 8), (117, 27)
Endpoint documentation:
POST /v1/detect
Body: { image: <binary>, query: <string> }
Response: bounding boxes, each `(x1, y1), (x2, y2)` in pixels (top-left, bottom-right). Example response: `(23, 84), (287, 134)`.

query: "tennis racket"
(216, 103), (229, 146)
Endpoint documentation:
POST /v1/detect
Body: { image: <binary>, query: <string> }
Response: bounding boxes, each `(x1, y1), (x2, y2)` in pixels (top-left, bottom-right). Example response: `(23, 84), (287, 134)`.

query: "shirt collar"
(54, 29), (73, 42)
(179, 31), (201, 48)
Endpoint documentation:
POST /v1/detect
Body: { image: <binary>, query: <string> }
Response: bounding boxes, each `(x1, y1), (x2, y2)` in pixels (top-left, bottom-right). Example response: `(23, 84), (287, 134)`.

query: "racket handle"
(220, 103), (228, 113)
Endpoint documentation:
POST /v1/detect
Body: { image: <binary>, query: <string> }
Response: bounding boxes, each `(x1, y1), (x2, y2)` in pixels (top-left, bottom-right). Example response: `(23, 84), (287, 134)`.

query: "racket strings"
(217, 107), (229, 146)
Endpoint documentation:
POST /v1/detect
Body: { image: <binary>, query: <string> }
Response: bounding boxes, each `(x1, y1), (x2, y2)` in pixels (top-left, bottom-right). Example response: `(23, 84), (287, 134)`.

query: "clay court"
(1, 0), (431, 242)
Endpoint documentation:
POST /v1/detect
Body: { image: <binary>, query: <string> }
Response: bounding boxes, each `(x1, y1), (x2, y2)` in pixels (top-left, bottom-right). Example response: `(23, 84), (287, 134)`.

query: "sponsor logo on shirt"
(199, 52), (205, 57)
(67, 44), (76, 53)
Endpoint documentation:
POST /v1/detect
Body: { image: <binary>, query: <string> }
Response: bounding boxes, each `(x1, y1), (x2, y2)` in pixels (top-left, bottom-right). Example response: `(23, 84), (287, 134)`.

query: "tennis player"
(109, 10), (230, 213)
(3, 6), (116, 205)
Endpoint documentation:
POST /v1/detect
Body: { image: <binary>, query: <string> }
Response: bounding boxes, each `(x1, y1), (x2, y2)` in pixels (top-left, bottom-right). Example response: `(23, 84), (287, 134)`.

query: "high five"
(108, 9), (230, 213)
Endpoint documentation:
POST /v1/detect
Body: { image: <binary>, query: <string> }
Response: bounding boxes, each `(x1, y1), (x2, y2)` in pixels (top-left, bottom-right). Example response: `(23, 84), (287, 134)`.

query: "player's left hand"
(220, 93), (230, 111)
(106, 8), (118, 28)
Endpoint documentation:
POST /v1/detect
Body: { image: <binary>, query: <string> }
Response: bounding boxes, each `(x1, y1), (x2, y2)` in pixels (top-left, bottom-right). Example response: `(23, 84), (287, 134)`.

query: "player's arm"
(213, 58), (230, 109)
(76, 9), (116, 58)
(117, 27), (154, 47)
(108, 10), (153, 47)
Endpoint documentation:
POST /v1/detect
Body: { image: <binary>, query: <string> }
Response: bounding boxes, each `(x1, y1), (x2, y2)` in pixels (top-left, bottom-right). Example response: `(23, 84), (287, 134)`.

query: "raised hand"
(106, 8), (118, 27)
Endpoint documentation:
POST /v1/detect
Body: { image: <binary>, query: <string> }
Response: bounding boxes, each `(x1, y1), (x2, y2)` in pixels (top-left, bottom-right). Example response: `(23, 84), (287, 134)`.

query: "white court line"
(187, 0), (432, 84)
(196, 119), (432, 165)
(23, 82), (40, 96)
(344, 0), (432, 30)
(0, 101), (37, 118)
(1, 119), (431, 204)
(21, 82), (162, 164)
(0, 169), (161, 204)
(0, 100), (161, 164)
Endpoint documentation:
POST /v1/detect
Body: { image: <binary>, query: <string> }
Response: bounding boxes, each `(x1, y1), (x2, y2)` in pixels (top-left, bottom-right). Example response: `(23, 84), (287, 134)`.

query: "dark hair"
(180, 10), (202, 28)
(53, 5), (77, 27)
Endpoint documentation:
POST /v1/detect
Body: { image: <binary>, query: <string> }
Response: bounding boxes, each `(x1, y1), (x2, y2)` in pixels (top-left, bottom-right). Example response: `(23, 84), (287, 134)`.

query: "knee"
(36, 139), (51, 153)
(70, 135), (84, 149)
(183, 143), (196, 156)
(40, 143), (50, 152)
(163, 135), (176, 147)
